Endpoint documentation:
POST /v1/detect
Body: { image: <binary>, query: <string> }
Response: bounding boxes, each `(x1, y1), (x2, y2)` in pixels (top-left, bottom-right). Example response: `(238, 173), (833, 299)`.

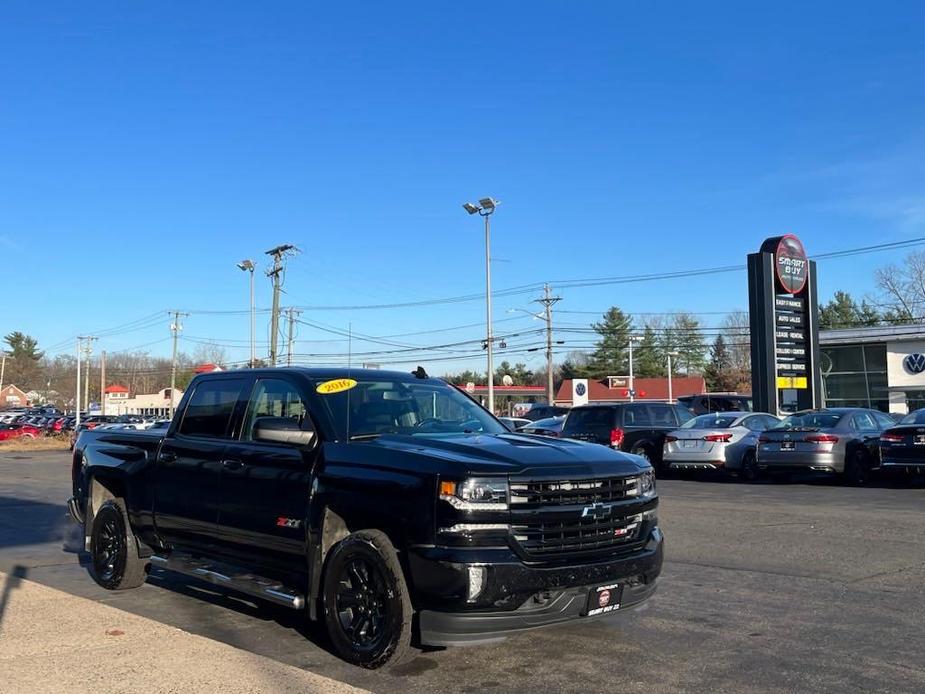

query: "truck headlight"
(637, 470), (656, 499)
(440, 477), (508, 511)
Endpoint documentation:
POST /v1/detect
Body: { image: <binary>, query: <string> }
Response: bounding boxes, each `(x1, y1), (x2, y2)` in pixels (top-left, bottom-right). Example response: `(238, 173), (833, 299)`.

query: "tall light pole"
(464, 198), (499, 413)
(667, 351), (680, 403)
(237, 260), (256, 367)
(0, 350), (7, 400)
(628, 335), (642, 402)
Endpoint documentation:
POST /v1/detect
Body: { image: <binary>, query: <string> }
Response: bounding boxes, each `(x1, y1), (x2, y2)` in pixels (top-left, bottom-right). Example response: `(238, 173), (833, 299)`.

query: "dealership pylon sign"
(748, 234), (823, 415)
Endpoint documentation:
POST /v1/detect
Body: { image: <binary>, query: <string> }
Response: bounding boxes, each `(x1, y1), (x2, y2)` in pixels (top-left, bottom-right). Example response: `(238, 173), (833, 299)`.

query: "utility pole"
(534, 283), (562, 406)
(75, 338), (81, 425)
(285, 307), (302, 366)
(169, 311), (188, 418)
(265, 244), (298, 366)
(81, 337), (97, 414)
(0, 351), (7, 399)
(100, 350), (106, 416)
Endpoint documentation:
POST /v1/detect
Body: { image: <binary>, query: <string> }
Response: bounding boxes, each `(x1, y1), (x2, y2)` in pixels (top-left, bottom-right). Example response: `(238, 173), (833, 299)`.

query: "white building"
(821, 324), (925, 414)
(104, 386), (184, 417)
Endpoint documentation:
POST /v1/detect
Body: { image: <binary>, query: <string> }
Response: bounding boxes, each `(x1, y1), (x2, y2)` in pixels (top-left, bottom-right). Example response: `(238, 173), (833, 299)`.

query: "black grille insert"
(510, 475), (639, 507)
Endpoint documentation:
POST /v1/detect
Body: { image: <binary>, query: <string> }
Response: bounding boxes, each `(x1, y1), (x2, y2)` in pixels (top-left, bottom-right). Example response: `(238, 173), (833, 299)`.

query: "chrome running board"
(149, 553), (305, 609)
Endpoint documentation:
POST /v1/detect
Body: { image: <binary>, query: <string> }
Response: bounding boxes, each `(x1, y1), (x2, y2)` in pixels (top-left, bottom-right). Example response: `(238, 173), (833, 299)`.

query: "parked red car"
(0, 424), (42, 441)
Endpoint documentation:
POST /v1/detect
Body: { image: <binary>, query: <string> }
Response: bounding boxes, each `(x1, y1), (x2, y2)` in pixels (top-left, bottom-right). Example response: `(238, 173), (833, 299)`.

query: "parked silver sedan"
(756, 408), (896, 484)
(663, 412), (780, 480)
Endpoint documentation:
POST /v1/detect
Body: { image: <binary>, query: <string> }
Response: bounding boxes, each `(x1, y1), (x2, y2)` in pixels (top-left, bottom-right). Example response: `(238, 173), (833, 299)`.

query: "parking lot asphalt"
(0, 451), (922, 693)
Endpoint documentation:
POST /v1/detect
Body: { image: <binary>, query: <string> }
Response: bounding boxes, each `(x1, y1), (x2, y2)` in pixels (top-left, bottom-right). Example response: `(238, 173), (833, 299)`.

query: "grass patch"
(0, 435), (72, 452)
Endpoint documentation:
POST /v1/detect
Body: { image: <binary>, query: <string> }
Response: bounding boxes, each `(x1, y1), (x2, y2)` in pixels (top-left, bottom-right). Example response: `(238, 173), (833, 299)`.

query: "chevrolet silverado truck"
(68, 368), (662, 668)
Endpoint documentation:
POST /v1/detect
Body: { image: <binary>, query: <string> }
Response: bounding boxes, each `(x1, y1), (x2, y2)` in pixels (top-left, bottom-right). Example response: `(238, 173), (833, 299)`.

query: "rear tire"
(322, 530), (414, 669)
(88, 499), (148, 590)
(843, 449), (870, 486)
(741, 450), (760, 483)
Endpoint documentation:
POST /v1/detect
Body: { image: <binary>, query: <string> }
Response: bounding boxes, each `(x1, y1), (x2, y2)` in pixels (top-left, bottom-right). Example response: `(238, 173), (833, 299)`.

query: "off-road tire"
(88, 499), (148, 590)
(322, 530), (414, 669)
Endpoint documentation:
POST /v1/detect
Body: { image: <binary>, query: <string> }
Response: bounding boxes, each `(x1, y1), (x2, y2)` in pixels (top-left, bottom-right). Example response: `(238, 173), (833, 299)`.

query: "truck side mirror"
(253, 416), (316, 448)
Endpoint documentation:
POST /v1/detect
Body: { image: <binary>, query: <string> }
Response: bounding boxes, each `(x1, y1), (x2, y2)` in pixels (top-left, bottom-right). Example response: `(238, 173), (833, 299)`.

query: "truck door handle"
(158, 451), (177, 463)
(222, 459), (244, 471)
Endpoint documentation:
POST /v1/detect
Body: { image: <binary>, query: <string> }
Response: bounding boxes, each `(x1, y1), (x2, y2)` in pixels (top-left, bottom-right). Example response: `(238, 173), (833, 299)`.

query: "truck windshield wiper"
(349, 433), (383, 441)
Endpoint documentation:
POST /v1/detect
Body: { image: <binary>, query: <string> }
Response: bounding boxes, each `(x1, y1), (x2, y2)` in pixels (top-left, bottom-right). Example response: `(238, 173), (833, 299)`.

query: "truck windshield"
(316, 378), (506, 440)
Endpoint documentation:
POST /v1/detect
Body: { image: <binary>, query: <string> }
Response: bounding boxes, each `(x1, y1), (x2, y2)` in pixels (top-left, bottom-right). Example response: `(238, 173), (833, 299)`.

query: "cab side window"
(242, 379), (308, 442)
(179, 379), (248, 439)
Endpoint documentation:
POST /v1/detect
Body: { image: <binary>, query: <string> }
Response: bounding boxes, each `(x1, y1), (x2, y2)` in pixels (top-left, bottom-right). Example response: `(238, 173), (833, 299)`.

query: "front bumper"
(412, 527), (663, 646)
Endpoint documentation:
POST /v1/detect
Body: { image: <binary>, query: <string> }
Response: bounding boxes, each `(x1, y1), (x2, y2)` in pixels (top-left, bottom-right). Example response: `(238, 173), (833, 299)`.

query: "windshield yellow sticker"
(316, 378), (358, 395)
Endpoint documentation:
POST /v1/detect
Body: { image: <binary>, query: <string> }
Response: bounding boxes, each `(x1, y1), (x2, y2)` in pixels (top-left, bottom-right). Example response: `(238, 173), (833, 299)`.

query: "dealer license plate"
(585, 583), (624, 616)
(780, 441), (795, 451)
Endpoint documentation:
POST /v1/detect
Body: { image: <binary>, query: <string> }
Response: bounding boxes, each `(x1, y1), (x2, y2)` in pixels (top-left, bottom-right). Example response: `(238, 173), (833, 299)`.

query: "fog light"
(467, 565), (487, 603)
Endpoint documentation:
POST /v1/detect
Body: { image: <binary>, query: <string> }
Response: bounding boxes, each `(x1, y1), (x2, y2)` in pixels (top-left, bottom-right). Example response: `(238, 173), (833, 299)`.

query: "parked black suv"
(561, 402), (694, 473)
(69, 368), (663, 668)
(522, 404), (570, 421)
(677, 394), (753, 415)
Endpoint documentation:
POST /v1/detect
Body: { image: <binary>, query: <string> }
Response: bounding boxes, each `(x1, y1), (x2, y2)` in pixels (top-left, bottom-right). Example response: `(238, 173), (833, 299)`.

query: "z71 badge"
(276, 517), (302, 529)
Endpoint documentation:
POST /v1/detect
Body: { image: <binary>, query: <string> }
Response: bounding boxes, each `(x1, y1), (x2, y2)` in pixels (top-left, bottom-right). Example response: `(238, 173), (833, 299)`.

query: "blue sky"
(1, 2), (924, 373)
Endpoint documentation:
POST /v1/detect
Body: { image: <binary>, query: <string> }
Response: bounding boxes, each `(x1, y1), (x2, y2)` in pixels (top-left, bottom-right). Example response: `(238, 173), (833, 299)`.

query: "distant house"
(194, 363), (223, 374)
(555, 376), (707, 406)
(0, 384), (29, 409)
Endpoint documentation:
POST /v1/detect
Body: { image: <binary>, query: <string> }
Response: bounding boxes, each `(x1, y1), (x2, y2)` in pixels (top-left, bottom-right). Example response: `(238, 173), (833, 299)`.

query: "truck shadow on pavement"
(0, 495), (83, 552)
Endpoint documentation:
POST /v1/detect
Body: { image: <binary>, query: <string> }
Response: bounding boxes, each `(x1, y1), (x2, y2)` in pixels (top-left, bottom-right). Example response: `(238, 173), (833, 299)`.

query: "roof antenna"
(412, 365), (428, 379)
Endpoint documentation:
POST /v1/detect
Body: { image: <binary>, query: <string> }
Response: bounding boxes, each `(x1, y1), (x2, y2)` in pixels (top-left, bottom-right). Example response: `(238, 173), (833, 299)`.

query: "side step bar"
(149, 554), (305, 610)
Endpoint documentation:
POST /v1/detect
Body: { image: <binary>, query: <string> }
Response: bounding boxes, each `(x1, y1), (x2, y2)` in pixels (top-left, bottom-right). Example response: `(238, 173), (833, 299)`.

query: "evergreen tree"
(663, 313), (706, 375)
(634, 324), (666, 377)
(3, 332), (44, 390)
(587, 307), (633, 378)
(704, 335), (733, 391)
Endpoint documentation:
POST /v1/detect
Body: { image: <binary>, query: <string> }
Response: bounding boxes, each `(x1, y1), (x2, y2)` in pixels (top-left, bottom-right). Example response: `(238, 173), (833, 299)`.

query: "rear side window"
(564, 407), (612, 431)
(648, 405), (677, 427)
(623, 404), (653, 426)
(675, 406), (694, 424)
(179, 378), (247, 439)
(872, 411), (895, 429)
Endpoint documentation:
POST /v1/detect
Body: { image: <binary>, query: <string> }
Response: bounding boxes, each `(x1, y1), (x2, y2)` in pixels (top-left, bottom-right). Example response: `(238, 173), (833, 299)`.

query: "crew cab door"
(215, 376), (318, 573)
(154, 377), (250, 551)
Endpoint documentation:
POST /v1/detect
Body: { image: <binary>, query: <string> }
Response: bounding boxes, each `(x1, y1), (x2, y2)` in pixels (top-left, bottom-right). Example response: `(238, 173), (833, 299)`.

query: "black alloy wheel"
(335, 557), (389, 653)
(88, 500), (148, 590)
(323, 530), (413, 668)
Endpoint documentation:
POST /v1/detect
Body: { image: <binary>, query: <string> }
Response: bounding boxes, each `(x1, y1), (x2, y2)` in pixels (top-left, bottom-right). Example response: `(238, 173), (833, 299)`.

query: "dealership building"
(820, 323), (925, 414)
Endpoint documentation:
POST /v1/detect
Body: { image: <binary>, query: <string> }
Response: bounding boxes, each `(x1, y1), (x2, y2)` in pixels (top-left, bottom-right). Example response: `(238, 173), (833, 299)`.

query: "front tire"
(88, 499), (148, 590)
(322, 530), (413, 669)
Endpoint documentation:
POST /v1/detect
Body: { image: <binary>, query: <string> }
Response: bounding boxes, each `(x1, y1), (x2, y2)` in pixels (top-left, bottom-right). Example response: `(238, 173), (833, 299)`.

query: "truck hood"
(363, 432), (647, 477)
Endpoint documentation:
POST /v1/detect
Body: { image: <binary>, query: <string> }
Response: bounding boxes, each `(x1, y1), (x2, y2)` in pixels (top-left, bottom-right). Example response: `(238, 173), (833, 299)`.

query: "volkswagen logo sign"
(575, 382), (587, 396)
(904, 353), (925, 374)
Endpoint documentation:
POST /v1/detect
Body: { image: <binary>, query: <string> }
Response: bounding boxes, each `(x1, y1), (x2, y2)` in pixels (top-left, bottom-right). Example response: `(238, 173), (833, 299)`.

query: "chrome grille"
(513, 513), (643, 557)
(510, 475), (639, 507)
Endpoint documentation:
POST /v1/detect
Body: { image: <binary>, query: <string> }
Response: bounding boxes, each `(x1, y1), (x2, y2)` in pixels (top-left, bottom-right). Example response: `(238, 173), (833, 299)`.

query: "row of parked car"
(0, 410), (170, 443)
(501, 400), (923, 486)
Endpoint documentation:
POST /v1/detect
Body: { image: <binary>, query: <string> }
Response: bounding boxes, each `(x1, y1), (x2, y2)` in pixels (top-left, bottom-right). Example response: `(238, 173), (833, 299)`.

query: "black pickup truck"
(69, 368), (663, 668)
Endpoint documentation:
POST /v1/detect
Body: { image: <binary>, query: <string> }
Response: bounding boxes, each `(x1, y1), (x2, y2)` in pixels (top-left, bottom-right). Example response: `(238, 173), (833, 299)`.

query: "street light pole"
(463, 198), (499, 414)
(628, 335), (642, 402)
(237, 260), (256, 367)
(667, 351), (679, 403)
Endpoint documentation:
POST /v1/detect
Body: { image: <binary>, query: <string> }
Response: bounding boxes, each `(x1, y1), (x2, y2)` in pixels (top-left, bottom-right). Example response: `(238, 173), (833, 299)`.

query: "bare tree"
(721, 311), (751, 372)
(875, 251), (925, 321)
